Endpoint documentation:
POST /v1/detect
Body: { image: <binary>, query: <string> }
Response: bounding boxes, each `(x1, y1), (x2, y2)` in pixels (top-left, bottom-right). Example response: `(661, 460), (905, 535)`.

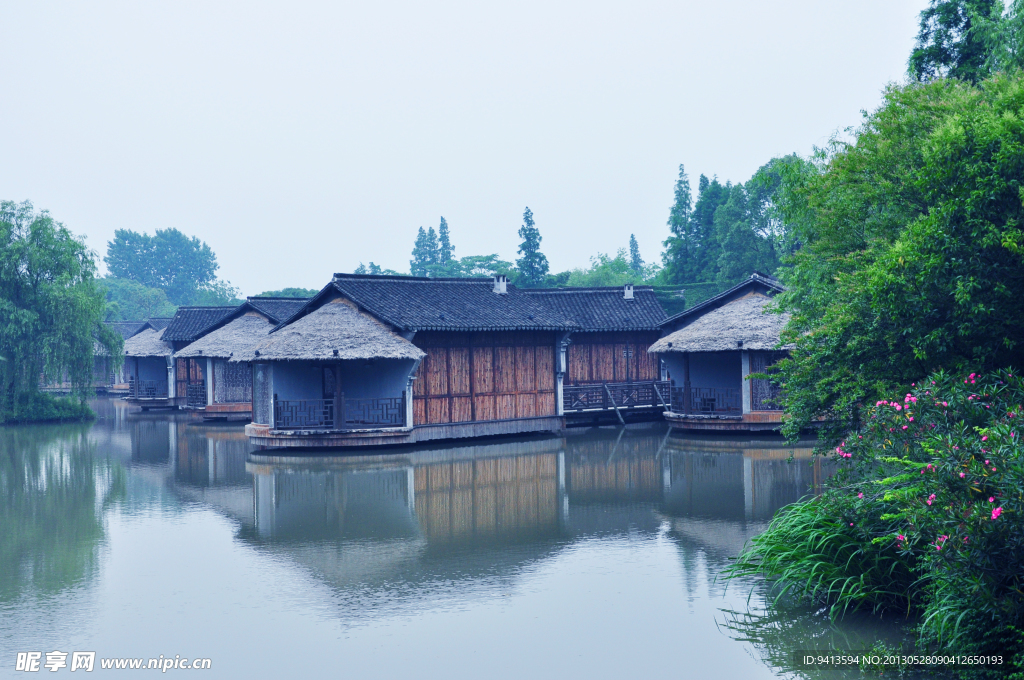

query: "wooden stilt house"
(123, 319), (175, 409)
(161, 306), (238, 409)
(648, 272), (789, 432)
(523, 285), (668, 421)
(173, 298), (309, 420)
(239, 274), (577, 448)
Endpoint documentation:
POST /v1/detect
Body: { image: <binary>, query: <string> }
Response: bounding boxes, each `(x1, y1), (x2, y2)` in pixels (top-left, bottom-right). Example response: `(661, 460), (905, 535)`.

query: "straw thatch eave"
(232, 298), (425, 363)
(175, 313), (273, 359)
(123, 328), (172, 358)
(649, 293), (791, 354)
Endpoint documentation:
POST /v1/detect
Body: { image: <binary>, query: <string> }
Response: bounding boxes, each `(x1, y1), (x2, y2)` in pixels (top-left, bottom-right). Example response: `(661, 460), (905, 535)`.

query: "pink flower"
(986, 460), (990, 464)
(989, 497), (995, 502)
(850, 522), (854, 526)
(943, 402), (948, 407)
(959, 472), (966, 478)
(902, 425), (908, 430)
(858, 493), (864, 499)
(992, 507), (1003, 520)
(895, 404), (902, 411)
(897, 534), (905, 541)
(909, 417), (914, 421)
(982, 436), (988, 441)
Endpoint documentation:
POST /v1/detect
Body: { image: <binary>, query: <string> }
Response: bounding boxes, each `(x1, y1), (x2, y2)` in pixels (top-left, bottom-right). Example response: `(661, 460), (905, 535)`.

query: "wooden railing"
(186, 382), (207, 409)
(669, 386), (742, 415)
(129, 379), (168, 399)
(274, 397), (335, 430)
(340, 395), (405, 427)
(273, 394), (406, 430)
(563, 381), (671, 413)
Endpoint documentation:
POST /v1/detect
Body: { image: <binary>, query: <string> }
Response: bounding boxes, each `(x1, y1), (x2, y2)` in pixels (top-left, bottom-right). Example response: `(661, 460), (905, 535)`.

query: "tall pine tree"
(628, 234), (644, 276)
(410, 227), (431, 276)
(438, 217), (454, 265)
(660, 165), (693, 284)
(516, 207), (549, 287)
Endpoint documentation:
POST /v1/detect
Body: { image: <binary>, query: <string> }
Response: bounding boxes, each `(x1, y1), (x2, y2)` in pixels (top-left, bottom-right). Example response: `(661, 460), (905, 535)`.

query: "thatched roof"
(649, 293), (790, 353)
(175, 313), (273, 359)
(124, 328), (173, 357)
(233, 298), (425, 362)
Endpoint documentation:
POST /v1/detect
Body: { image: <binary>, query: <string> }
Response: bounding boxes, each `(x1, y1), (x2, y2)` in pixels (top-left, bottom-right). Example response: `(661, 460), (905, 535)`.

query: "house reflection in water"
(245, 438), (565, 545)
(152, 420), (826, 607)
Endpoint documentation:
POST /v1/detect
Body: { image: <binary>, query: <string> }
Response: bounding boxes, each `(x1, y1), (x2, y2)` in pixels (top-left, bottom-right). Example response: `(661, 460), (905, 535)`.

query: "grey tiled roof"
(147, 317), (173, 331)
(523, 287), (666, 331)
(318, 275), (576, 332)
(162, 307), (236, 342)
(246, 297), (310, 323)
(105, 321), (146, 340)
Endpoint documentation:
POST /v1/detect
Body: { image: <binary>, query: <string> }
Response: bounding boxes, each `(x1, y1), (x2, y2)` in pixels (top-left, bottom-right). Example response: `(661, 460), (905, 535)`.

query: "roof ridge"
(247, 296), (311, 301)
(524, 286), (655, 293)
(332, 273), (493, 283)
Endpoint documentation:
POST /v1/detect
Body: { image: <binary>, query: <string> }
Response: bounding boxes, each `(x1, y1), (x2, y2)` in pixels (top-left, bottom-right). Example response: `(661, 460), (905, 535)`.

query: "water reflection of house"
(649, 273), (790, 432)
(172, 298), (308, 420)
(245, 437), (565, 544)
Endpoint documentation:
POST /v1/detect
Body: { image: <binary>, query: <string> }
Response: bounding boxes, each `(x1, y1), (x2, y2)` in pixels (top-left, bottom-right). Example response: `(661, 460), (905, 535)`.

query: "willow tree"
(0, 201), (120, 418)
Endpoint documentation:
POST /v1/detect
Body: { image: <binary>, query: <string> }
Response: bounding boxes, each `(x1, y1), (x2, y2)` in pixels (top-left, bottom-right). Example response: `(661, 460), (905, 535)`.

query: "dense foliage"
(730, 370), (1024, 671)
(775, 73), (1024, 438)
(909, 0), (1002, 83)
(253, 287), (321, 298)
(0, 201), (120, 421)
(104, 228), (240, 305)
(99, 277), (177, 322)
(660, 159), (796, 288)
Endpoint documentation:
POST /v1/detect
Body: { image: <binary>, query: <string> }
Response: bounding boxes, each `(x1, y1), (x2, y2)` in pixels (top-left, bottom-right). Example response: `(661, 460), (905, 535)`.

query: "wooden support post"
(683, 352), (692, 415)
(604, 383), (626, 425)
(653, 382), (668, 410)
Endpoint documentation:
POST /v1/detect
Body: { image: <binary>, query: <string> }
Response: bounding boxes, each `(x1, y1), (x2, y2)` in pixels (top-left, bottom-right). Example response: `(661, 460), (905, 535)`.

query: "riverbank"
(0, 390), (94, 425)
(727, 369), (1024, 675)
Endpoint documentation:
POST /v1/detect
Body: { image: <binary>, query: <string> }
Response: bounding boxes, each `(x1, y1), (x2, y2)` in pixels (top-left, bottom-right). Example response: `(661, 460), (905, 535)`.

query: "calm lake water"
(1, 398), (905, 679)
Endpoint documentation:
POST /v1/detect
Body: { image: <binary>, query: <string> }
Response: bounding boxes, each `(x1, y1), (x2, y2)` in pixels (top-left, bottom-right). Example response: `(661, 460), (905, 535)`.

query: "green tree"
(98, 277), (177, 322)
(104, 228), (237, 305)
(410, 227), (440, 276)
(909, 0), (1002, 83)
(438, 217), (454, 265)
(660, 165), (694, 284)
(774, 73), (1024, 438)
(254, 287), (320, 297)
(515, 207), (549, 287)
(0, 201), (121, 418)
(628, 234), (643, 275)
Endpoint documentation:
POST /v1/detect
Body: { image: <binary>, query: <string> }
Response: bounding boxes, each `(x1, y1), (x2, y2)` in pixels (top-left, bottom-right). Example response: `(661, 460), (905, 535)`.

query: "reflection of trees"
(718, 585), (931, 680)
(0, 423), (125, 600)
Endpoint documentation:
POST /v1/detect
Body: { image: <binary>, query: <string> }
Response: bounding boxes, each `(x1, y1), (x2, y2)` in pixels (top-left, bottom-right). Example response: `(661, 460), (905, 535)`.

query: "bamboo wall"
(566, 331), (660, 385)
(412, 331), (557, 426)
(175, 358), (204, 398)
(414, 452), (559, 542)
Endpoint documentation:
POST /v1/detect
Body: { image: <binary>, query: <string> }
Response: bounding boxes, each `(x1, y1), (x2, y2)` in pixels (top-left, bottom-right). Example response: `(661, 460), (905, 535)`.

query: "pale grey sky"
(1, 1), (925, 295)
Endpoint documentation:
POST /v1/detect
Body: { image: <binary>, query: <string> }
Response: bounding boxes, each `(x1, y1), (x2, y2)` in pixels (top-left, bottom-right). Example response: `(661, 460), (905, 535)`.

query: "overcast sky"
(2, 1), (925, 296)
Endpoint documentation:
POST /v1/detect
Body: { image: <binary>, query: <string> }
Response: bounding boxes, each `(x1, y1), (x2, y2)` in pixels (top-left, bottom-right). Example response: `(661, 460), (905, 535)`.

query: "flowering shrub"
(730, 369), (1024, 667)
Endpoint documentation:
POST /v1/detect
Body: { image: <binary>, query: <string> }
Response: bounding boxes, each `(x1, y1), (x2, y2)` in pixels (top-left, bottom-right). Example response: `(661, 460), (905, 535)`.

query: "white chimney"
(493, 275), (508, 294)
(623, 284), (634, 300)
